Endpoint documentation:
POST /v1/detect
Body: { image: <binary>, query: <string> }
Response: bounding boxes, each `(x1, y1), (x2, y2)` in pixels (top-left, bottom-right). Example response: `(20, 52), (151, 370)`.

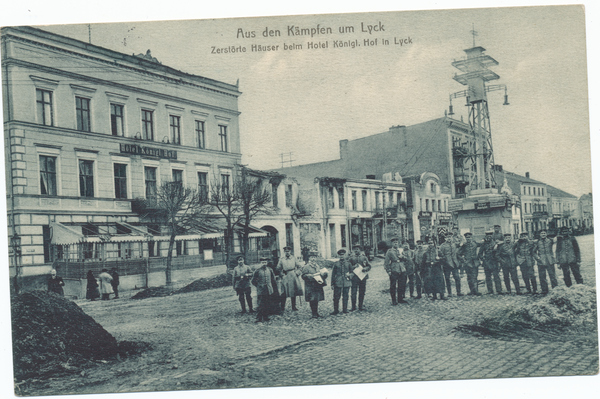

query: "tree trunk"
(166, 233), (176, 285)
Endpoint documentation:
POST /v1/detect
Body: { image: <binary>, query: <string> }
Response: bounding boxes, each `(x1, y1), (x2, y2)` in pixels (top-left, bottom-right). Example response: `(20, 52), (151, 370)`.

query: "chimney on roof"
(526, 172), (530, 178)
(339, 139), (348, 160)
(366, 175), (376, 179)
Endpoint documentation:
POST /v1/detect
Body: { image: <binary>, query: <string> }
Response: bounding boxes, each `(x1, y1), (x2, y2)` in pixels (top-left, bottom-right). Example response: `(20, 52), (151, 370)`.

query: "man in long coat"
(301, 252), (327, 318)
(276, 246), (304, 311)
(494, 234), (522, 295)
(533, 229), (558, 294)
(555, 227), (583, 287)
(251, 257), (277, 322)
(439, 234), (462, 297)
(414, 240), (427, 298)
(457, 232), (482, 295)
(515, 232), (538, 294)
(422, 236), (446, 300)
(384, 238), (407, 305)
(348, 246), (371, 311)
(479, 231), (503, 294)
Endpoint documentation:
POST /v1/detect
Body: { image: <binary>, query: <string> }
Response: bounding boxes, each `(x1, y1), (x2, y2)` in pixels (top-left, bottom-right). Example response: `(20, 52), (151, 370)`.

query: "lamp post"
(11, 233), (21, 294)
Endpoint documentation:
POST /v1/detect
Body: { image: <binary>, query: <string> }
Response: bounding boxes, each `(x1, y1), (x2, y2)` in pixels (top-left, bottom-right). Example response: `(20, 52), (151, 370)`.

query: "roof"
(496, 170), (577, 199)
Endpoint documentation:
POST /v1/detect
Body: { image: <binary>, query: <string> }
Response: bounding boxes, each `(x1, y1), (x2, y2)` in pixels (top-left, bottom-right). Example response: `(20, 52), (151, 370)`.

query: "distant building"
(579, 193), (593, 233)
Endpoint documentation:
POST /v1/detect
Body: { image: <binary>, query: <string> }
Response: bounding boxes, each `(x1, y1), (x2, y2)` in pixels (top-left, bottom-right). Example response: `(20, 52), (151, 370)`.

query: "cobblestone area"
(17, 235), (598, 396)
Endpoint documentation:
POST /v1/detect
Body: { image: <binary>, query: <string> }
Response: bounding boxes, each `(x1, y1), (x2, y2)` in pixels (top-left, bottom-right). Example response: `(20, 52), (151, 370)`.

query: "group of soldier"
(232, 224), (583, 322)
(384, 224), (583, 304)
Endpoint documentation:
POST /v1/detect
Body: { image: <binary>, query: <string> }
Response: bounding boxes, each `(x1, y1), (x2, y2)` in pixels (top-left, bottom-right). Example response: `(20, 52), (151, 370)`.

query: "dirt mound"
(11, 290), (120, 381)
(174, 273), (231, 294)
(130, 273), (232, 300)
(456, 285), (598, 339)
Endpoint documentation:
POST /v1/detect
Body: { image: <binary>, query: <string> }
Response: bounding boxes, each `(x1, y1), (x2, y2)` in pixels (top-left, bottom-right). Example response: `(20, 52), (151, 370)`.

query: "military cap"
(560, 226), (571, 232)
(308, 251), (319, 257)
(390, 237), (399, 242)
(283, 246), (292, 251)
(464, 232), (473, 237)
(520, 232), (529, 237)
(485, 231), (493, 235)
(259, 256), (270, 261)
(416, 240), (423, 244)
(353, 245), (362, 251)
(236, 255), (244, 261)
(494, 225), (501, 228)
(337, 249), (347, 255)
(504, 233), (512, 237)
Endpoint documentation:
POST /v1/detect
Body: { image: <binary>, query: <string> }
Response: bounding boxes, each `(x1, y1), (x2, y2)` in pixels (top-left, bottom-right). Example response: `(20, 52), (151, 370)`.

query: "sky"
(2, 4), (593, 197)
(1, 2), (599, 399)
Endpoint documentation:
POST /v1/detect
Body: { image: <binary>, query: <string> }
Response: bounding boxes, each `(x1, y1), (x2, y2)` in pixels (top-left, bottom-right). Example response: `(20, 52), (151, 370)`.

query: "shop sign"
(120, 143), (178, 159)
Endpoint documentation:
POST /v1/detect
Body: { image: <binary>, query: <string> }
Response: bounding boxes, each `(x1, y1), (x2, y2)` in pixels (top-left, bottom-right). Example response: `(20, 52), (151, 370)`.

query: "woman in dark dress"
(422, 237), (447, 300)
(47, 269), (65, 296)
(86, 270), (100, 301)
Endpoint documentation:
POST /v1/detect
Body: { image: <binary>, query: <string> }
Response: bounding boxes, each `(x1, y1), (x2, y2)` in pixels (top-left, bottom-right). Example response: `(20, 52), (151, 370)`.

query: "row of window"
(349, 190), (405, 212)
(39, 154), (228, 200)
(420, 198), (448, 213)
(522, 185), (545, 197)
(523, 202), (548, 214)
(35, 88), (229, 151)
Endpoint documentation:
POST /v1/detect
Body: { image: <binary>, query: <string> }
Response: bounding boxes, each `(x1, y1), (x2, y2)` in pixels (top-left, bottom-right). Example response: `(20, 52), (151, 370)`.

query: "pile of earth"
(130, 273), (232, 300)
(11, 290), (150, 381)
(456, 284), (598, 339)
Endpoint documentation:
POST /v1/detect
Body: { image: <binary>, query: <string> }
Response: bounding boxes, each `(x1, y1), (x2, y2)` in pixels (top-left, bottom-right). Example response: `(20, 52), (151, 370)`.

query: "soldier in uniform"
(533, 229), (559, 294)
(402, 242), (418, 299)
(301, 252), (328, 318)
(348, 246), (371, 311)
(330, 249), (352, 315)
(251, 257), (277, 322)
(492, 225), (504, 243)
(515, 232), (538, 294)
(232, 256), (254, 314)
(413, 240), (427, 299)
(457, 232), (482, 296)
(439, 233), (462, 297)
(494, 234), (522, 295)
(555, 227), (583, 287)
(384, 237), (408, 305)
(276, 246), (304, 312)
(450, 226), (466, 276)
(479, 231), (503, 294)
(422, 236), (446, 300)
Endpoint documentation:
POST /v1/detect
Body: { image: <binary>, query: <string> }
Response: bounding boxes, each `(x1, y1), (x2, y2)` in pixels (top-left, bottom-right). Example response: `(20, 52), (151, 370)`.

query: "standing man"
(457, 232), (482, 296)
(47, 269), (65, 297)
(414, 240), (427, 299)
(439, 234), (462, 297)
(232, 256), (254, 314)
(422, 236), (446, 300)
(348, 246), (371, 311)
(109, 268), (120, 299)
(98, 269), (114, 300)
(277, 246), (304, 312)
(301, 252), (328, 318)
(330, 249), (352, 315)
(492, 225), (504, 244)
(555, 227), (583, 287)
(301, 246), (310, 265)
(384, 238), (408, 305)
(479, 231), (503, 294)
(402, 242), (418, 300)
(494, 234), (522, 295)
(533, 229), (559, 294)
(515, 232), (538, 294)
(450, 226), (466, 276)
(251, 257), (277, 322)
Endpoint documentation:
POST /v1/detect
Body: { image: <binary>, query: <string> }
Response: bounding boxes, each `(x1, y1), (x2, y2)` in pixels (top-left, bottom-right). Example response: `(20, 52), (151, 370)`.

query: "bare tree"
(134, 181), (210, 285)
(209, 167), (276, 266)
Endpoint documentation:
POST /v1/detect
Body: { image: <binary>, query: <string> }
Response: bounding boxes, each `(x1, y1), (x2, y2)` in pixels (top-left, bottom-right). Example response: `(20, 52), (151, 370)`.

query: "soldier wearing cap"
(276, 246), (304, 312)
(457, 232), (482, 295)
(439, 233), (462, 297)
(348, 246), (371, 311)
(555, 227), (583, 287)
(384, 237), (408, 305)
(251, 257), (277, 322)
(402, 242), (418, 300)
(479, 231), (503, 294)
(492, 225), (504, 243)
(515, 232), (538, 294)
(413, 239), (427, 298)
(450, 226), (466, 276)
(422, 236), (446, 300)
(330, 249), (352, 314)
(232, 255), (254, 314)
(494, 233), (522, 295)
(533, 229), (558, 293)
(301, 251), (328, 318)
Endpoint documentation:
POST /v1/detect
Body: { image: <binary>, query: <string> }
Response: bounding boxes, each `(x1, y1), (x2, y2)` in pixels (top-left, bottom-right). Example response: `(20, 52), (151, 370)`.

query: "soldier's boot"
(291, 296), (298, 311)
(248, 298), (254, 313)
(239, 299), (247, 314)
(447, 285), (452, 297)
(351, 297), (357, 311)
(391, 291), (398, 306)
(524, 279), (532, 294)
(531, 279), (538, 294)
(331, 301), (339, 315)
(456, 279), (463, 296)
(342, 302), (349, 314)
(358, 297), (365, 310)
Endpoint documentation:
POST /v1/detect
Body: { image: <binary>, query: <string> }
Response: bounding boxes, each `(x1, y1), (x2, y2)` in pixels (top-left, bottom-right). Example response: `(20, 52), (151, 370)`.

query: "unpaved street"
(16, 235), (599, 396)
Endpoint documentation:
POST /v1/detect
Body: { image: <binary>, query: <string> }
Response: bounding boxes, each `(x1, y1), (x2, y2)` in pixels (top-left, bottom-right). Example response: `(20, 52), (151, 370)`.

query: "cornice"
(2, 33), (241, 98)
